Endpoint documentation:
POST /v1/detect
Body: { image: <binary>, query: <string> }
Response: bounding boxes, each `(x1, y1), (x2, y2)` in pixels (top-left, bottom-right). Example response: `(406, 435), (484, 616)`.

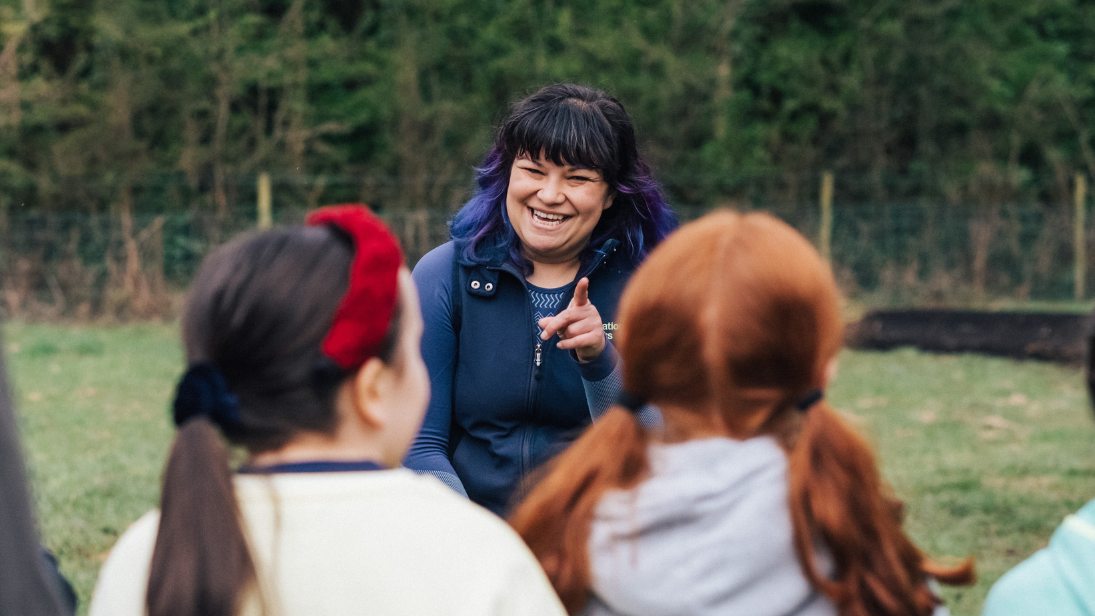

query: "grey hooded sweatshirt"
(580, 436), (836, 616)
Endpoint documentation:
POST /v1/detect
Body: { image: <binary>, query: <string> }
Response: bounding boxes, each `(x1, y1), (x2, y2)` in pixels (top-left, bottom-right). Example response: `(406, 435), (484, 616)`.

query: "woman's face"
(505, 154), (615, 266)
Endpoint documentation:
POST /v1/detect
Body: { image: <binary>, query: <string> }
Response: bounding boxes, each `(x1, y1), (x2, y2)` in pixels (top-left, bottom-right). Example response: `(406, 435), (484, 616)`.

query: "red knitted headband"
(306, 204), (403, 370)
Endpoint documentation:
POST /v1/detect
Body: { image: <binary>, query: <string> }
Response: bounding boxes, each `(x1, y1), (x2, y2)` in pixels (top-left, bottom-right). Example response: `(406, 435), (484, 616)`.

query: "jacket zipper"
(514, 242), (618, 481)
(520, 324), (540, 490)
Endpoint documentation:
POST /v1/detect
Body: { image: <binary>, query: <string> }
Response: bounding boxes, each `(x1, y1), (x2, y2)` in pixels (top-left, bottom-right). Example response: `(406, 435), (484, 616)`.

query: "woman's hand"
(539, 277), (606, 362)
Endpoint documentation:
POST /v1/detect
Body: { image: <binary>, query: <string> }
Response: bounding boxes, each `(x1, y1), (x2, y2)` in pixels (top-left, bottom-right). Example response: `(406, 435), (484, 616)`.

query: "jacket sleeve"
(403, 243), (468, 497)
(574, 343), (662, 428)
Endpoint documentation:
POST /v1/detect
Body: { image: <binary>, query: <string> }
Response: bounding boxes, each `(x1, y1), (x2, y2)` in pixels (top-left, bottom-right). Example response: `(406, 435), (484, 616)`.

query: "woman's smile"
(529, 207), (571, 228)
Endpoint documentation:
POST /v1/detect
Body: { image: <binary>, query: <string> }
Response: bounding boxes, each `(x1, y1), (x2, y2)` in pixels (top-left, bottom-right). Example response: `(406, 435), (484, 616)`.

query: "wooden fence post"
(1076, 172), (1087, 301)
(257, 172), (273, 229)
(819, 170), (834, 263)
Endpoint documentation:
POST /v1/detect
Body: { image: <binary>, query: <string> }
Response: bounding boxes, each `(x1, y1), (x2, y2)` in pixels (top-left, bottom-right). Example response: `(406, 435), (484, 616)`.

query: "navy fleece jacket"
(404, 239), (631, 515)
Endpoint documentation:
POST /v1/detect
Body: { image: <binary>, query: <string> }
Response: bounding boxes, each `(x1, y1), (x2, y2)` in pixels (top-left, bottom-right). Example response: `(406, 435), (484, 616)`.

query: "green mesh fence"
(680, 201), (1084, 305)
(0, 208), (454, 320)
(828, 202), (1077, 304)
(0, 201), (1087, 320)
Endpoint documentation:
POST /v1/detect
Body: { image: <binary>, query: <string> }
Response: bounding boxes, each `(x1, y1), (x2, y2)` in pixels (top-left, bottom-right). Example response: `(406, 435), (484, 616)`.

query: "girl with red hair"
(510, 210), (973, 616)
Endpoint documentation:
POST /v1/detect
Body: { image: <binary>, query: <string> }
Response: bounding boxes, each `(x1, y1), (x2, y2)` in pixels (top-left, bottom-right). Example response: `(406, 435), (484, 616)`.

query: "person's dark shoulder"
(39, 547), (77, 615)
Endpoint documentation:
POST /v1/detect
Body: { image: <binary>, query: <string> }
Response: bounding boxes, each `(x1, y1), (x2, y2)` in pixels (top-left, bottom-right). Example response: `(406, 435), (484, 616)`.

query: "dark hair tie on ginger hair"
(795, 389), (824, 412)
(616, 390), (647, 413)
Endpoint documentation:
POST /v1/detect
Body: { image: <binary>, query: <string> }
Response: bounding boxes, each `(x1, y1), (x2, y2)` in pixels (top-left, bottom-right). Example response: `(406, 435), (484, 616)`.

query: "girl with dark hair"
(0, 336), (73, 616)
(510, 210), (975, 616)
(405, 83), (676, 515)
(88, 206), (565, 616)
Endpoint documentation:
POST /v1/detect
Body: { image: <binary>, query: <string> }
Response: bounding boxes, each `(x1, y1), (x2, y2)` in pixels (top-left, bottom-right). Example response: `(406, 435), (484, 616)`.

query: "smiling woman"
(404, 84), (676, 515)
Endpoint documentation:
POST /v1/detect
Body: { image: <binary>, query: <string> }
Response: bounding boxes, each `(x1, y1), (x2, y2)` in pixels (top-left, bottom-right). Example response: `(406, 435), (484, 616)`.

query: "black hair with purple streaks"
(451, 84), (676, 272)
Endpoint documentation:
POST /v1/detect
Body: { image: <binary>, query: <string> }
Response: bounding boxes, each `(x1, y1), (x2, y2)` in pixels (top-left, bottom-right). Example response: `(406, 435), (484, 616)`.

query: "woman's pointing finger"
(574, 277), (590, 307)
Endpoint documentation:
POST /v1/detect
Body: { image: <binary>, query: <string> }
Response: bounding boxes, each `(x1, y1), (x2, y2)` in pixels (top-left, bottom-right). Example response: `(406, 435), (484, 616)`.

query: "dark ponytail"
(147, 419), (255, 616)
(145, 224), (385, 616)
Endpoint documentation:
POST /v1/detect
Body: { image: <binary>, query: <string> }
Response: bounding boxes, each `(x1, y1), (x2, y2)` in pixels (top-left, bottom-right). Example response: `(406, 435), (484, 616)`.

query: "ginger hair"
(510, 210), (973, 615)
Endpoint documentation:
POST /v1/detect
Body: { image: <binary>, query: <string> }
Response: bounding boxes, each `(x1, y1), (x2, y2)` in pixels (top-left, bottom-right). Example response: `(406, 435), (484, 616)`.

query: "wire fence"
(0, 200), (1088, 320)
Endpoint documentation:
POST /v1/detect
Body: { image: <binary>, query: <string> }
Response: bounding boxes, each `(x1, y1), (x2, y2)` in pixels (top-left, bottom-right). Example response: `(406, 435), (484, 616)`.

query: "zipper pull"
(534, 342), (542, 367)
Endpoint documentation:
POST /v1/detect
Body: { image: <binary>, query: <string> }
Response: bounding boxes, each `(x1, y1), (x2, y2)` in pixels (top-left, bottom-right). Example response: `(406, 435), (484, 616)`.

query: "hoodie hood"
(582, 436), (836, 616)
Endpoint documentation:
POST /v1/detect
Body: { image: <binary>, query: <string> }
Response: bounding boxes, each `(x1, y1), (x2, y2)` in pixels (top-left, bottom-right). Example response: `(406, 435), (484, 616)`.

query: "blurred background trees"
(2, 0), (1095, 315)
(3, 0), (1093, 212)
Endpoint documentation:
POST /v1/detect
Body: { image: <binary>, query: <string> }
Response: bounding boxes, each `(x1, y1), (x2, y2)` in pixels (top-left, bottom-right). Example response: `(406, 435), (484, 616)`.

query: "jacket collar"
(497, 238), (621, 284)
(458, 237), (621, 282)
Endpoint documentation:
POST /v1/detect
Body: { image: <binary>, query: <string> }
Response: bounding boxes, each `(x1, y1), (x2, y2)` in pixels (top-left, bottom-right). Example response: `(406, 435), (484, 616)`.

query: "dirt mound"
(845, 310), (1093, 364)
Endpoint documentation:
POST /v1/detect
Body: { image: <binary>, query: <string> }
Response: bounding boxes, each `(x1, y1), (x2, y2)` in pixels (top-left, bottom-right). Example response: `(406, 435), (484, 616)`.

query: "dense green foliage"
(4, 0), (1095, 317)
(2, 0), (1095, 215)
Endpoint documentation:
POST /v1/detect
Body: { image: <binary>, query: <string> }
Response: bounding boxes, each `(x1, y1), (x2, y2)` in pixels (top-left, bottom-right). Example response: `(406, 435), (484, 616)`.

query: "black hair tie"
(173, 363), (241, 429)
(795, 389), (824, 412)
(616, 390), (647, 413)
(310, 357), (348, 396)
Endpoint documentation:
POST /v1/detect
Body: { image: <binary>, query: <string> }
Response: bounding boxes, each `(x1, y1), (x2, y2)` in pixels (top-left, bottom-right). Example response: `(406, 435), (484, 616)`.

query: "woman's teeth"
(532, 209), (567, 226)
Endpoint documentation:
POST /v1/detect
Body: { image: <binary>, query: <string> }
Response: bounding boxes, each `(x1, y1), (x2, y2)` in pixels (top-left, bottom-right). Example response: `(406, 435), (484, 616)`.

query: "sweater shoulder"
(88, 510), (160, 616)
(235, 469), (526, 552)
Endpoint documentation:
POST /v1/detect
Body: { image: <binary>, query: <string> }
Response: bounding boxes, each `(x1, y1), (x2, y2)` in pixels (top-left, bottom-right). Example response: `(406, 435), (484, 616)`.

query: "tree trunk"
(395, 18), (426, 211)
(0, 25), (24, 128)
(117, 181), (146, 313)
(282, 0), (309, 171)
(711, 1), (745, 142)
(213, 69), (232, 221)
(969, 206), (1000, 299)
(211, 6), (236, 222)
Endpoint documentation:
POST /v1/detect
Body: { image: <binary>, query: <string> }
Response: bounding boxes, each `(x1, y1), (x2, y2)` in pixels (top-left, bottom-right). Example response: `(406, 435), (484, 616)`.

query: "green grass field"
(6, 322), (179, 614)
(6, 322), (1095, 615)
